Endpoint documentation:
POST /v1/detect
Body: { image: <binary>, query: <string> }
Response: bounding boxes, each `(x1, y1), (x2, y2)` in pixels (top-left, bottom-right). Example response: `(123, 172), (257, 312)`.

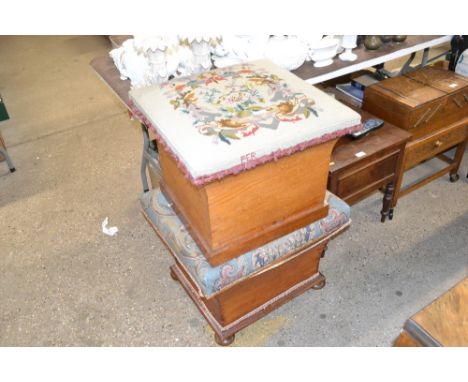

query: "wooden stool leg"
(214, 333), (235, 346)
(170, 267), (179, 281)
(449, 140), (467, 182)
(381, 181), (395, 222)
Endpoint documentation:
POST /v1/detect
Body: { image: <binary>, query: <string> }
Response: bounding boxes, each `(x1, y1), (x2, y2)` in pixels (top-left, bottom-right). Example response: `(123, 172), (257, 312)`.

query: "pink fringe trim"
(129, 100), (362, 187)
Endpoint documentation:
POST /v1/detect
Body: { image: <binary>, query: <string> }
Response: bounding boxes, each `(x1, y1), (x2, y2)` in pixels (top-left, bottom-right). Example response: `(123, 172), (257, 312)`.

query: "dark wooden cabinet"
(328, 107), (411, 222)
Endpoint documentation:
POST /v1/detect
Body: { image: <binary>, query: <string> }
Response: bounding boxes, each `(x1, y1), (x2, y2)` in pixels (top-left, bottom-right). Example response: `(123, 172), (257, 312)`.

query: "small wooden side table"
(394, 278), (468, 347)
(328, 107), (411, 222)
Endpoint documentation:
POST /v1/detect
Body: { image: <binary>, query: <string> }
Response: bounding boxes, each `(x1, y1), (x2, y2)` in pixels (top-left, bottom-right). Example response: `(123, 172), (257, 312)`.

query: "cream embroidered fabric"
(130, 59), (361, 184)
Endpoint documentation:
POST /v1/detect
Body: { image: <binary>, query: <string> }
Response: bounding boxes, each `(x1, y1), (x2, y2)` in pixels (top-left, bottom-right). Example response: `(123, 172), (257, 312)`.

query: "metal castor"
(449, 173), (460, 182)
(214, 333), (235, 346)
(388, 209), (394, 220)
(312, 276), (326, 290)
(170, 268), (178, 281)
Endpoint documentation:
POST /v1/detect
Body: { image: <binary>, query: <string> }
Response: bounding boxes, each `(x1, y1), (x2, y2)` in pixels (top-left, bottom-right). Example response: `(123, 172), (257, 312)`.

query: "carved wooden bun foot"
(450, 173), (460, 182)
(312, 274), (326, 290)
(214, 333), (235, 346)
(170, 268), (179, 281)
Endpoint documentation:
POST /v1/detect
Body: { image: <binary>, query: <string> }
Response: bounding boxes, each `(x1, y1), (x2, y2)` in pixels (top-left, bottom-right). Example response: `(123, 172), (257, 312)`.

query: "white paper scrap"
(102, 217), (118, 236)
(355, 151), (366, 158)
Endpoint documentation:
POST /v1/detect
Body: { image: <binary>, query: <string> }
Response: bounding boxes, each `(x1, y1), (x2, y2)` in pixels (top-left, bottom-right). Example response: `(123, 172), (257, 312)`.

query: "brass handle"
(434, 140), (443, 148)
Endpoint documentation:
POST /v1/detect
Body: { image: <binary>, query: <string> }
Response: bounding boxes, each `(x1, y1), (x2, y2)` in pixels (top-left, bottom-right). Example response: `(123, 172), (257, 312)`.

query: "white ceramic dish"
(310, 38), (339, 68)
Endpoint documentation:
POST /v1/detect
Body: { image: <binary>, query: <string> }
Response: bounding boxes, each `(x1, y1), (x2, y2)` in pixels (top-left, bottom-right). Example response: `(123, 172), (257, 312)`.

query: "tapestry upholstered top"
(129, 59), (361, 186)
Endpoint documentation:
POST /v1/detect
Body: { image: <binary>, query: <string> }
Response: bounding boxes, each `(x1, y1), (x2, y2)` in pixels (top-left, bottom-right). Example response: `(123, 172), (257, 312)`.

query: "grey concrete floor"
(0, 36), (467, 346)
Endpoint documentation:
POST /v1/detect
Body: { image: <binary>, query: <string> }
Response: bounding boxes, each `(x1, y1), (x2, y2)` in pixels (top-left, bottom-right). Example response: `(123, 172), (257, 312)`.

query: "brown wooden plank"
(206, 140), (335, 248)
(393, 330), (421, 347)
(109, 35), (132, 49)
(213, 241), (326, 325)
(158, 147), (212, 244)
(406, 278), (468, 347)
(399, 166), (454, 197)
(90, 55), (131, 108)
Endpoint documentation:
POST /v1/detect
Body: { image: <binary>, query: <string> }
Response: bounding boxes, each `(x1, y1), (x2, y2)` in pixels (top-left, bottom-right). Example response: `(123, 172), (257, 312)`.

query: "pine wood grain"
(159, 139), (336, 266)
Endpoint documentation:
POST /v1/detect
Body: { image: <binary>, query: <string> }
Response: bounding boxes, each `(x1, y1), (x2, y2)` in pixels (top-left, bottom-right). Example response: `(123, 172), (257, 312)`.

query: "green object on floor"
(0, 94), (10, 122)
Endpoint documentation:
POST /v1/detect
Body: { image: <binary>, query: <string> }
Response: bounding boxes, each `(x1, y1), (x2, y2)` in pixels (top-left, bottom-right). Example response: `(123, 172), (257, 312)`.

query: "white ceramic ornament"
(212, 35), (269, 68)
(264, 36), (308, 70)
(109, 39), (151, 88)
(310, 38), (339, 68)
(339, 35), (358, 62)
(298, 35), (324, 61)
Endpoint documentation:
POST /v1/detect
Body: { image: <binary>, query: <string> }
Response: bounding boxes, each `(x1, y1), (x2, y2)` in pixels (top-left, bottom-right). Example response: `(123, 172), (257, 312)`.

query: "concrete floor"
(0, 36), (466, 346)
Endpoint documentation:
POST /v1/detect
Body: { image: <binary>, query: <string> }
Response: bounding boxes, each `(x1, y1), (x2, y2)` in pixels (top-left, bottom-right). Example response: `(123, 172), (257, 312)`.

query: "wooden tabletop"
(293, 35), (452, 84)
(90, 55), (131, 109)
(90, 35), (451, 111)
(109, 35), (132, 49)
(404, 278), (468, 346)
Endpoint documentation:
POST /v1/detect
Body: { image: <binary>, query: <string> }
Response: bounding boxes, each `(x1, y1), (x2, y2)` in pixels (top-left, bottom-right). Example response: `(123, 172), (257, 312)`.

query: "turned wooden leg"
(214, 333), (235, 346)
(449, 140), (466, 182)
(450, 173), (460, 183)
(381, 181), (395, 222)
(170, 267), (178, 281)
(320, 244), (328, 258)
(312, 273), (326, 290)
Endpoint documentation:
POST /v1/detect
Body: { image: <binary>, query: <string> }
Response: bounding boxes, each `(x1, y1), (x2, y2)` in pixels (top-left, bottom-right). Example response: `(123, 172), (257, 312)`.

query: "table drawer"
(334, 150), (399, 202)
(404, 122), (468, 170)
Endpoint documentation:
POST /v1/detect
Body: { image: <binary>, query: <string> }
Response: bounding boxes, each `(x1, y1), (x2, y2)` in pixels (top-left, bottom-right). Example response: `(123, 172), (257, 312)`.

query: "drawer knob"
(434, 140), (443, 148)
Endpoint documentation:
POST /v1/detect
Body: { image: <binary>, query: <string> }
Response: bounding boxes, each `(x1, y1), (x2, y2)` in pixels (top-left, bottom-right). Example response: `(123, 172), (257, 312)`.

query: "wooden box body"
(159, 139), (337, 266)
(362, 67), (468, 140)
(172, 238), (328, 330)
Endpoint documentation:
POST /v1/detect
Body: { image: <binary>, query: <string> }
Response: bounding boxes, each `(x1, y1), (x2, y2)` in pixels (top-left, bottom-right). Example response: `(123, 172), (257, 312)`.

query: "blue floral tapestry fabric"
(141, 188), (350, 297)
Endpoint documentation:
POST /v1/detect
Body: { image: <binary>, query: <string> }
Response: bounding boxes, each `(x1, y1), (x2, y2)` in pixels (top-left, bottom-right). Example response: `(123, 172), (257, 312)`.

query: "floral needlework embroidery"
(161, 63), (319, 144)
